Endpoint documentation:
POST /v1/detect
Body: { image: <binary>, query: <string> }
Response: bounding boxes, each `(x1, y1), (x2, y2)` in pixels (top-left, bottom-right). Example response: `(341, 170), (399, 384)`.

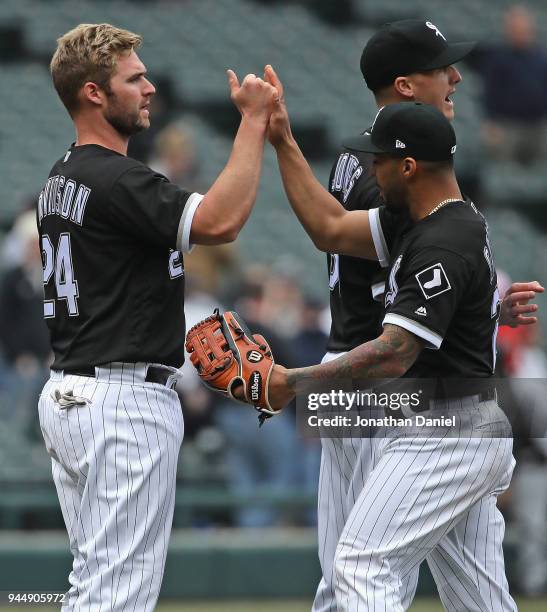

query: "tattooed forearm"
(285, 324), (422, 391)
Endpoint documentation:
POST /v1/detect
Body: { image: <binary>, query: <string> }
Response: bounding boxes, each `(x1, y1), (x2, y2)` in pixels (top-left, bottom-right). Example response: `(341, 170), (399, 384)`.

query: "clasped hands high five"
(227, 65), (291, 145)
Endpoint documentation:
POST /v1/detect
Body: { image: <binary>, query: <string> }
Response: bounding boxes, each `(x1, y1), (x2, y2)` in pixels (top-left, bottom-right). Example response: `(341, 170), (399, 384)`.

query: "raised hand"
(500, 281), (544, 327)
(263, 64), (292, 147)
(227, 69), (279, 125)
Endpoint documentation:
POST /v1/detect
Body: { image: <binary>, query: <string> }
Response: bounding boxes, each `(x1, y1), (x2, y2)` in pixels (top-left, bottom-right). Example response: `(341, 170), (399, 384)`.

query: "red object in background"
(497, 325), (535, 375)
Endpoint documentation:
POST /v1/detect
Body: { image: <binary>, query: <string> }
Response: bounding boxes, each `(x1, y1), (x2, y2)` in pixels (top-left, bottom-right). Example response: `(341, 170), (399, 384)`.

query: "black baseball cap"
(361, 20), (475, 91)
(343, 102), (457, 162)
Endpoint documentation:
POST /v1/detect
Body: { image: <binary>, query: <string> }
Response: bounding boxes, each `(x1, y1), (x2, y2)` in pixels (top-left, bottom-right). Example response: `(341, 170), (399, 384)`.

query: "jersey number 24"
(41, 233), (79, 318)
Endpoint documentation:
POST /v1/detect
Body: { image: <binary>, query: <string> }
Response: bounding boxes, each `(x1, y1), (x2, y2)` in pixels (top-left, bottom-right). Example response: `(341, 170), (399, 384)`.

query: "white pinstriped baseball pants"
(333, 428), (515, 612)
(312, 354), (516, 612)
(38, 363), (183, 611)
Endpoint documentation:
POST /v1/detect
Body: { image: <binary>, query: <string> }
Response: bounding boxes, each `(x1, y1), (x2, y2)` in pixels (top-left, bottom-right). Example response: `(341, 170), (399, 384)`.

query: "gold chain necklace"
(428, 198), (461, 216)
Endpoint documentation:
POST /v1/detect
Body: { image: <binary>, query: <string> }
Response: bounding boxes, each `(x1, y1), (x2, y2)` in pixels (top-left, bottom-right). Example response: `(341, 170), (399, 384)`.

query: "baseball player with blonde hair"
(39, 23), (278, 610)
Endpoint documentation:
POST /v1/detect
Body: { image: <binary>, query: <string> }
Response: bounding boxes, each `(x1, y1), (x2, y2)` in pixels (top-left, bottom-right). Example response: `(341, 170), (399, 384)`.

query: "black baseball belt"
(432, 380), (497, 403)
(352, 378), (498, 414)
(64, 365), (175, 387)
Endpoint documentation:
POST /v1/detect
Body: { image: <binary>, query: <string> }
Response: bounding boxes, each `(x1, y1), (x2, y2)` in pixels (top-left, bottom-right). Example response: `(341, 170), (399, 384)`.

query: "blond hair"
(50, 23), (142, 116)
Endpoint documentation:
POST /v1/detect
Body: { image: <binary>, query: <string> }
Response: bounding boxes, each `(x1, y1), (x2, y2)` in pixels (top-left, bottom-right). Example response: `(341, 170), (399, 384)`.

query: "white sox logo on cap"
(425, 22), (446, 41)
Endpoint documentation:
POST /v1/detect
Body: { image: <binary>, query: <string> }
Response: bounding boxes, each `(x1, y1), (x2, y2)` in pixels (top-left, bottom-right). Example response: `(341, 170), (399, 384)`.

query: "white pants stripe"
(38, 363), (183, 611)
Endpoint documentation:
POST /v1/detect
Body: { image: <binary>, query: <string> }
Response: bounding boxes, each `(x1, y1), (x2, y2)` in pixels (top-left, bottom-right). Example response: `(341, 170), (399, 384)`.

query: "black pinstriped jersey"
(38, 144), (198, 371)
(372, 200), (500, 378)
(326, 148), (386, 352)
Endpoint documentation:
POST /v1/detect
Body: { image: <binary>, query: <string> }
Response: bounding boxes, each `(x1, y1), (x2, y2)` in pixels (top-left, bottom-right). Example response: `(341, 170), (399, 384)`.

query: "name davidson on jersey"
(38, 175), (91, 226)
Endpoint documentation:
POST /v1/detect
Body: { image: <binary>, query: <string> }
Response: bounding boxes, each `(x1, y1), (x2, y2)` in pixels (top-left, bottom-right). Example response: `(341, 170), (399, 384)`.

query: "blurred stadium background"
(0, 0), (546, 609)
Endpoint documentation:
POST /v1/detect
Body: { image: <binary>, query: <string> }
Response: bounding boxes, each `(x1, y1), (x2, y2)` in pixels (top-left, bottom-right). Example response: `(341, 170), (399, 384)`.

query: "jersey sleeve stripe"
(369, 207), (389, 268)
(371, 281), (385, 301)
(382, 313), (443, 350)
(177, 192), (204, 253)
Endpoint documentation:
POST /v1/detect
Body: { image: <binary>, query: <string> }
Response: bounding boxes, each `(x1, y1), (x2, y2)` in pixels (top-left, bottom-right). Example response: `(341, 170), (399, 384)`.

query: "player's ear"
(82, 82), (105, 107)
(401, 157), (416, 178)
(393, 76), (414, 100)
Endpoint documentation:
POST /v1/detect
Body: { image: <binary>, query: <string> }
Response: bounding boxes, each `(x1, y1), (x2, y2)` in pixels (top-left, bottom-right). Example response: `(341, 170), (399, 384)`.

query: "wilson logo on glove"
(250, 371), (262, 401)
(185, 309), (278, 425)
(247, 350), (264, 363)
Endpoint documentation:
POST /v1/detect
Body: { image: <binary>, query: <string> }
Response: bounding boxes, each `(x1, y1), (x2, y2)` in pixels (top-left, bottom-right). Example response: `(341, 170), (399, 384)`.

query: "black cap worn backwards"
(343, 102), (457, 162)
(361, 19), (475, 91)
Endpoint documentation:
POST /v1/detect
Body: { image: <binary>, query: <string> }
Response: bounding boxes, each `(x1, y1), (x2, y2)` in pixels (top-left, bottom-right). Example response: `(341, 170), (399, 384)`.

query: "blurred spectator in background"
(498, 269), (547, 596)
(505, 321), (547, 597)
(295, 297), (329, 370)
(293, 296), (327, 525)
(149, 122), (204, 192)
(214, 271), (299, 527)
(0, 210), (51, 370)
(0, 210), (50, 433)
(1, 195), (39, 268)
(470, 5), (547, 165)
(175, 279), (227, 497)
(260, 266), (304, 339)
(508, 323), (547, 597)
(178, 278), (224, 442)
(184, 243), (239, 299)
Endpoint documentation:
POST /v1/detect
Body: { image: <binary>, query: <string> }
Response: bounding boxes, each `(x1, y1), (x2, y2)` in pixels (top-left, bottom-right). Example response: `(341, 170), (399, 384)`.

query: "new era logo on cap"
(343, 102), (457, 162)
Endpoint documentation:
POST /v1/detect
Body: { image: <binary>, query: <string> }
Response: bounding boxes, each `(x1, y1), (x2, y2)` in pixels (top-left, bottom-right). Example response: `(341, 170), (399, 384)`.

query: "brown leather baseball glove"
(185, 309), (277, 424)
